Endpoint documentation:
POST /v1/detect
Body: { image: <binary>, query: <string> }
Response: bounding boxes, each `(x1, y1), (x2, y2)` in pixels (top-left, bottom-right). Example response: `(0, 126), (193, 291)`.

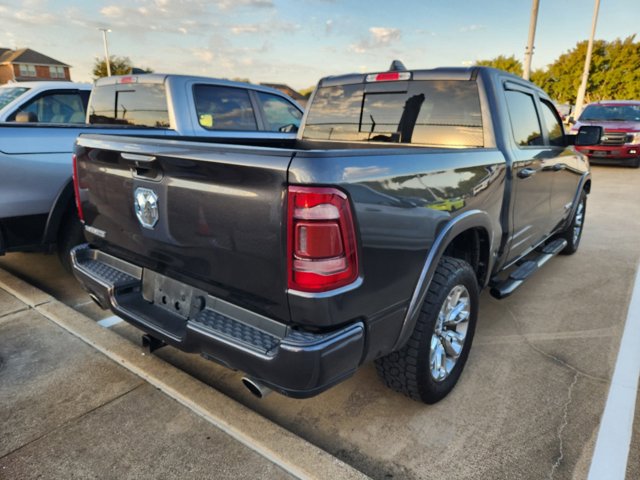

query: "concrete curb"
(0, 269), (369, 480)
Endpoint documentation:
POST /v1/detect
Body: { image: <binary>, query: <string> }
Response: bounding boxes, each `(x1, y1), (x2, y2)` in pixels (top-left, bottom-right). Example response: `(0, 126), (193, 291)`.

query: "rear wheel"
(375, 256), (479, 404)
(57, 211), (85, 272)
(559, 190), (586, 255)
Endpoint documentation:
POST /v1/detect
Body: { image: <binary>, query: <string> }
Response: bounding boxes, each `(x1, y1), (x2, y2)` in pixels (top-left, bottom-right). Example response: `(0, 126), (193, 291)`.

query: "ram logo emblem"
(134, 187), (159, 229)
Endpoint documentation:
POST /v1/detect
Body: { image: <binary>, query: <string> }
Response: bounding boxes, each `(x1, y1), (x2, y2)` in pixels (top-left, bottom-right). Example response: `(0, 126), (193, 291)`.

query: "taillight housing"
(72, 153), (84, 222)
(287, 186), (359, 292)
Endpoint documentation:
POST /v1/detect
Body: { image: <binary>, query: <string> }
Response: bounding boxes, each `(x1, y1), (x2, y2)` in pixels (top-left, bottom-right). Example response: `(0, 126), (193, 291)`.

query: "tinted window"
(540, 101), (565, 146)
(0, 87), (29, 110)
(89, 83), (170, 127)
(304, 80), (483, 147)
(10, 92), (88, 123)
(194, 85), (257, 131)
(505, 90), (543, 147)
(256, 92), (302, 131)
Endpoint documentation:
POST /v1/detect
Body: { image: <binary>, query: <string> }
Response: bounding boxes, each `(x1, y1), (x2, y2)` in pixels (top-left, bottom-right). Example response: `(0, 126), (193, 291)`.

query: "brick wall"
(12, 64), (71, 81)
(0, 65), (15, 84)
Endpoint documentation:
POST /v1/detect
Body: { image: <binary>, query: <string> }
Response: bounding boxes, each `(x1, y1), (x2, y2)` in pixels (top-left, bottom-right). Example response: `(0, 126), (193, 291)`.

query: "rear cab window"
(89, 83), (170, 127)
(303, 79), (483, 147)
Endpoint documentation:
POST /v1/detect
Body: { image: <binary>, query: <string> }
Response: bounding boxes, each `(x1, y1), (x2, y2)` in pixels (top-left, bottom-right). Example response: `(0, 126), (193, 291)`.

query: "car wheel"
(375, 256), (479, 404)
(57, 211), (85, 273)
(559, 190), (587, 255)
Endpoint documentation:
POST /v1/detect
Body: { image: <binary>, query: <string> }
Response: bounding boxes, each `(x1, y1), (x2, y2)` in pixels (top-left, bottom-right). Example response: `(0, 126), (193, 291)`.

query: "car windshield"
(0, 87), (29, 110)
(579, 104), (640, 122)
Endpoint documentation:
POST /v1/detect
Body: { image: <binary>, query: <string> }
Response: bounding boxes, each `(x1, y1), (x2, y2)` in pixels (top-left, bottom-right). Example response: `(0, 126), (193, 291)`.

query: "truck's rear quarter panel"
(288, 147), (506, 359)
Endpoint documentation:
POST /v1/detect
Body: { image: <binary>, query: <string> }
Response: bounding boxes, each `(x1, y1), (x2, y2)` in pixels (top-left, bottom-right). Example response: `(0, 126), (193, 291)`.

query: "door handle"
(552, 163), (566, 171)
(121, 152), (157, 165)
(517, 167), (536, 179)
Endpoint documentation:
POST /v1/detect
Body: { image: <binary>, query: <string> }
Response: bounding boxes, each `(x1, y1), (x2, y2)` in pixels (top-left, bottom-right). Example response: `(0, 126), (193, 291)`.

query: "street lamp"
(522, 0), (540, 81)
(574, 0), (601, 119)
(99, 28), (112, 77)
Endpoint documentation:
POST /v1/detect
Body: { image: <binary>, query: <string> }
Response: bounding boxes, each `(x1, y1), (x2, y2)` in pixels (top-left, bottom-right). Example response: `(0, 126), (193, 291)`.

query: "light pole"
(574, 0), (601, 119)
(523, 0), (540, 81)
(99, 28), (112, 77)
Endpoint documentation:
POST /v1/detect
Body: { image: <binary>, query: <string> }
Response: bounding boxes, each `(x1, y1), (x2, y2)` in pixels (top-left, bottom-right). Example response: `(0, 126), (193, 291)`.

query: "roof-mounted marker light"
(365, 71), (412, 82)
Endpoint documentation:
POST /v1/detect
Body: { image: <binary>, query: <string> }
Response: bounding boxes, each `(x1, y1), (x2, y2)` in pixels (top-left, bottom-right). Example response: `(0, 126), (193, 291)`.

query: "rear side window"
(9, 91), (89, 123)
(89, 83), (170, 128)
(256, 92), (302, 132)
(303, 80), (483, 147)
(539, 100), (565, 146)
(505, 90), (543, 147)
(194, 85), (257, 131)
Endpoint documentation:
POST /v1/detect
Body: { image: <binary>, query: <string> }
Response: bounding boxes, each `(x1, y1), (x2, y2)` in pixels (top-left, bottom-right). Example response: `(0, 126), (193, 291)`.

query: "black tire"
(375, 256), (479, 404)
(559, 190), (587, 255)
(57, 212), (85, 273)
(632, 157), (640, 168)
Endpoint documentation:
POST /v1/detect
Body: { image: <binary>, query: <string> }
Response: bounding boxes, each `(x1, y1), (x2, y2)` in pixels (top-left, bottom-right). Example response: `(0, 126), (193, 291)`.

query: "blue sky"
(0, 0), (637, 90)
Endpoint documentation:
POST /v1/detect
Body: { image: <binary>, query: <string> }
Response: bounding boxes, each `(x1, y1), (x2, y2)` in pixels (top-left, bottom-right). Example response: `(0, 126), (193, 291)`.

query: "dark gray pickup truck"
(71, 65), (601, 403)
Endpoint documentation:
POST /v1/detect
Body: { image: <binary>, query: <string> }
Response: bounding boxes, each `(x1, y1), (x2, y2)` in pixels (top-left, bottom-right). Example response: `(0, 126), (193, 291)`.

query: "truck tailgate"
(75, 134), (295, 322)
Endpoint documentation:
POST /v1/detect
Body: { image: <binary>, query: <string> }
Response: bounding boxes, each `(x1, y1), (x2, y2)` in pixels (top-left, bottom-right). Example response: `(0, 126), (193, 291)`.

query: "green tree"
(299, 86), (315, 98)
(533, 35), (640, 103)
(475, 55), (523, 76)
(92, 56), (153, 79)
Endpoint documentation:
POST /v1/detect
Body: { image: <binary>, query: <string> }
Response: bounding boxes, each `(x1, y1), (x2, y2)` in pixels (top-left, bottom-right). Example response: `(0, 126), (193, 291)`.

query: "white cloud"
(369, 27), (400, 45)
(231, 25), (261, 34)
(100, 5), (123, 18)
(230, 21), (300, 35)
(215, 0), (274, 9)
(349, 26), (401, 54)
(460, 24), (485, 32)
(325, 19), (334, 34)
(192, 48), (214, 63)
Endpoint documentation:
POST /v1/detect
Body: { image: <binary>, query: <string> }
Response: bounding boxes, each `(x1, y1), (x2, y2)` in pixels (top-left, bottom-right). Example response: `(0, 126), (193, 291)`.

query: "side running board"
(490, 238), (567, 299)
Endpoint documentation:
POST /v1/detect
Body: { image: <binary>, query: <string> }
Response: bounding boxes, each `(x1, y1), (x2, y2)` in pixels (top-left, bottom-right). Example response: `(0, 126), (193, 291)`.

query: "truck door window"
(505, 90), (543, 147)
(256, 92), (302, 132)
(9, 92), (87, 123)
(539, 100), (565, 146)
(194, 85), (257, 131)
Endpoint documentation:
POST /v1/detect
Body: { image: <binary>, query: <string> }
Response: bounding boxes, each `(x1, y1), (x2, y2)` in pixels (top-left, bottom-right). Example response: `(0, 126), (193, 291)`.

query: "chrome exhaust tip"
(241, 377), (272, 399)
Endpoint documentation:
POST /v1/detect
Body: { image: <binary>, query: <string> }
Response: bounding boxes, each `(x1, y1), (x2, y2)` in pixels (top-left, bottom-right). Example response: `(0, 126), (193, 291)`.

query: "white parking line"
(97, 315), (124, 328)
(588, 264), (640, 480)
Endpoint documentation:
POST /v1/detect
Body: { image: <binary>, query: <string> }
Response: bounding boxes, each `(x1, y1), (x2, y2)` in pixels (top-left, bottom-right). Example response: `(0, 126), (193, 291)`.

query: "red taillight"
(72, 154), (84, 222)
(287, 186), (358, 292)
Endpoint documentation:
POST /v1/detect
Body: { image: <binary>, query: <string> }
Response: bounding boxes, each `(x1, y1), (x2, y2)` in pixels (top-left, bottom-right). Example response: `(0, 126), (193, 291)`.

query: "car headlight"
(626, 132), (640, 144)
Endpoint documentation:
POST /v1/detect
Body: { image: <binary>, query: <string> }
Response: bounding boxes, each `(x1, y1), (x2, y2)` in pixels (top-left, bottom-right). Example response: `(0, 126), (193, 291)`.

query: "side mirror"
(575, 125), (603, 146)
(15, 111), (38, 123)
(278, 123), (299, 133)
(568, 116), (575, 125)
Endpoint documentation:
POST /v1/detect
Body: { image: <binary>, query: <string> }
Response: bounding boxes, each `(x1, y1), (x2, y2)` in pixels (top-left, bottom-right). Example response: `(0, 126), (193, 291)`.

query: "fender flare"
(391, 209), (495, 351)
(42, 178), (75, 246)
(559, 172), (591, 233)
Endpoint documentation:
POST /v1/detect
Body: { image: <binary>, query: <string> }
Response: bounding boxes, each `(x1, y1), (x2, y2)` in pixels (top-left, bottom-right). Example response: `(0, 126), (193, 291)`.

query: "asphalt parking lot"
(1, 165), (639, 480)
